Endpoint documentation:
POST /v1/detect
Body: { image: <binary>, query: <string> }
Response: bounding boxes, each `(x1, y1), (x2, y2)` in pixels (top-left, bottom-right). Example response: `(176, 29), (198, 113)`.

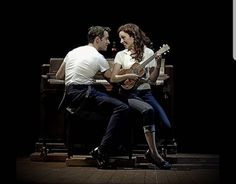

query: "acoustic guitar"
(118, 44), (170, 90)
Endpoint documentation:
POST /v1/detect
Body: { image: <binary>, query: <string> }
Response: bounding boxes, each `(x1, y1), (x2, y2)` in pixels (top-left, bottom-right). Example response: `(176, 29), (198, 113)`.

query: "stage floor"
(16, 153), (220, 184)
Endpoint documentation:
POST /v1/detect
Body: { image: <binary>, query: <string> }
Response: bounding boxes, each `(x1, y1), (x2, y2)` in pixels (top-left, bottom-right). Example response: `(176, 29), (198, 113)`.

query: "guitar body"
(118, 44), (170, 90)
(118, 63), (145, 90)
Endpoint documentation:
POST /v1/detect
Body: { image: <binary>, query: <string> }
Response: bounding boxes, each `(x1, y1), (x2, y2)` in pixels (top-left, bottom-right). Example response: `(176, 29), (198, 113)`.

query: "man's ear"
(95, 36), (100, 44)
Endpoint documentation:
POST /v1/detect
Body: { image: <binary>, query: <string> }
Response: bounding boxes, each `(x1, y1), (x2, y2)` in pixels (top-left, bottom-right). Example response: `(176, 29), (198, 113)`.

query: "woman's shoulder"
(117, 49), (127, 54)
(144, 46), (154, 55)
(115, 49), (127, 58)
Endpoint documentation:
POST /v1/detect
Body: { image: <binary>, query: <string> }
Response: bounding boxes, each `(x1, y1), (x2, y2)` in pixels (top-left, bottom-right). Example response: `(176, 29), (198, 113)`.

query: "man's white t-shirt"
(64, 45), (109, 85)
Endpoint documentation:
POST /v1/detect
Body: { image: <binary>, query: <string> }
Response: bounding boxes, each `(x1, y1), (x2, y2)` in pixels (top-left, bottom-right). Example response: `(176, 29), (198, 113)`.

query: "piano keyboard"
(94, 79), (109, 84)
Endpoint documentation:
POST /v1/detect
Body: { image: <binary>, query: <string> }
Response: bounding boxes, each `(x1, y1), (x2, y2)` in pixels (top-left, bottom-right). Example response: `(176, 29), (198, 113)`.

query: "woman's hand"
(126, 73), (139, 79)
(155, 54), (162, 67)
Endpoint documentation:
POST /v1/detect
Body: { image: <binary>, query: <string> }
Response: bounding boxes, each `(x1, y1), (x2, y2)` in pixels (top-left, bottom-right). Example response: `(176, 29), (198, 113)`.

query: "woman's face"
(119, 31), (134, 50)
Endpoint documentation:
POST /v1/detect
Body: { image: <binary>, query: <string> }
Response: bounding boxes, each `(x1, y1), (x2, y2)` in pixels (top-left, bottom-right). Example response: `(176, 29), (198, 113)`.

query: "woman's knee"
(142, 107), (154, 117)
(142, 107), (155, 125)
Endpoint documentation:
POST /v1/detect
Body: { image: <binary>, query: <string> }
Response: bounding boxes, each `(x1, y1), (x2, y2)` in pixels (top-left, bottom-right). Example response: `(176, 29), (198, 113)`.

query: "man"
(56, 26), (129, 169)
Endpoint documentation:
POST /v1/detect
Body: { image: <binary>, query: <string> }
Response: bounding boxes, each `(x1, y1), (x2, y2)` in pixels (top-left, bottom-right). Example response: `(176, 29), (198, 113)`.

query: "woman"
(110, 23), (171, 169)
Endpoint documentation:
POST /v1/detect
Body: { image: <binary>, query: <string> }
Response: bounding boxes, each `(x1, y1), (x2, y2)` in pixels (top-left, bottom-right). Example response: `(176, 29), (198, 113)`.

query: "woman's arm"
(110, 63), (139, 83)
(148, 55), (161, 82)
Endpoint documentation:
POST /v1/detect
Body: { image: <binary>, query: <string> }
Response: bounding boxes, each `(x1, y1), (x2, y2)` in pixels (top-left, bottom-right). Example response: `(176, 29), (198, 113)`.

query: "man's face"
(98, 31), (110, 51)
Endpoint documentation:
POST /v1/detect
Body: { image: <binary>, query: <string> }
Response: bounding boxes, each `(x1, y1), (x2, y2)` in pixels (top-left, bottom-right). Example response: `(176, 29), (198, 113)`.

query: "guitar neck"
(138, 52), (156, 70)
(136, 44), (169, 72)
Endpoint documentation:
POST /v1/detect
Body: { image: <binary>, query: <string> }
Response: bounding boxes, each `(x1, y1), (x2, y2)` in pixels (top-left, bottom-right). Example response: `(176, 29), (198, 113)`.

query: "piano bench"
(64, 107), (133, 160)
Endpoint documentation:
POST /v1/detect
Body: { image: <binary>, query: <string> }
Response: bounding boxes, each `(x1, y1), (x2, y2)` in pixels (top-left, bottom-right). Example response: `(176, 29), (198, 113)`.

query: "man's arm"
(55, 62), (65, 80)
(103, 69), (112, 81)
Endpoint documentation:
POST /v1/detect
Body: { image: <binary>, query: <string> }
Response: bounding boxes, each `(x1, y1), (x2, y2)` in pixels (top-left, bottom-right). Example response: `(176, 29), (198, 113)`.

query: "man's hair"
(88, 26), (111, 43)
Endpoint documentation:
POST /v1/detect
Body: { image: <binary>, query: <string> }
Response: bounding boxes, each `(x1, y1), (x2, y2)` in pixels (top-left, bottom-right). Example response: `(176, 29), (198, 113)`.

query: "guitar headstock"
(156, 44), (170, 55)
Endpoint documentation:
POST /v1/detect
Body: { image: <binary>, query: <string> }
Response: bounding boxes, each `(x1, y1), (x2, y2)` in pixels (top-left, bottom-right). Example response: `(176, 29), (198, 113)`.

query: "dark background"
(14, 1), (234, 157)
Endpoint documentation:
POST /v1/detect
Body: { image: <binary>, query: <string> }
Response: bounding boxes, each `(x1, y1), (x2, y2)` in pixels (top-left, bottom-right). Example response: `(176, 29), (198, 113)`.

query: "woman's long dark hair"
(118, 23), (151, 62)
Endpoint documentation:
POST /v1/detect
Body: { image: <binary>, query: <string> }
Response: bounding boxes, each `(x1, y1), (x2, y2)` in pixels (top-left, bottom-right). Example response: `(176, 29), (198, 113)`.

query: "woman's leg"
(140, 90), (171, 129)
(128, 98), (170, 168)
(143, 125), (165, 162)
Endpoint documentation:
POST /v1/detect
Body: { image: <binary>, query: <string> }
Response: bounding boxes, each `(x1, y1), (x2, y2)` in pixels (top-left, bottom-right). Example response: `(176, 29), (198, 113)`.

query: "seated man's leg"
(89, 88), (130, 168)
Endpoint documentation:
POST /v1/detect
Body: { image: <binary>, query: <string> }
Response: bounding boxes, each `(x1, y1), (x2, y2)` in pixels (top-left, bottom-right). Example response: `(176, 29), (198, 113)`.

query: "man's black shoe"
(90, 147), (109, 169)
